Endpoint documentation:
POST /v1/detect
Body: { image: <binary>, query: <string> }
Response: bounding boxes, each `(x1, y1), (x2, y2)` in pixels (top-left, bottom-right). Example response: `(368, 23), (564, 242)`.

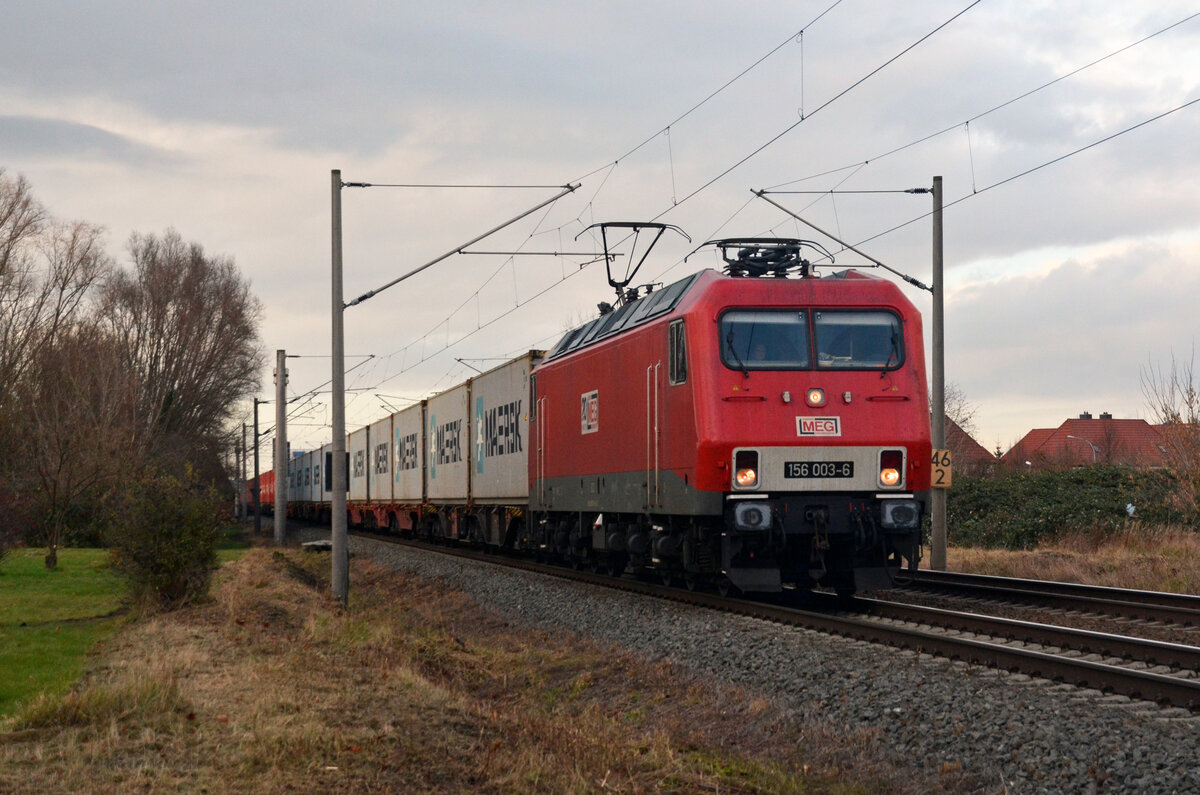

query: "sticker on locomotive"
(796, 416), (841, 436)
(580, 390), (599, 434)
(784, 461), (854, 478)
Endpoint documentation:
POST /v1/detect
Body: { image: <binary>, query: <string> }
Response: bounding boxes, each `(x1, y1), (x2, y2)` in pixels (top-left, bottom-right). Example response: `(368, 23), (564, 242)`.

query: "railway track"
(898, 568), (1200, 626)
(354, 532), (1200, 712)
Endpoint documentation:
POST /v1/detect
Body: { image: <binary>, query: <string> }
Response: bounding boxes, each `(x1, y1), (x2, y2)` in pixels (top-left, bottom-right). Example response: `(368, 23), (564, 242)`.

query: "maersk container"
(393, 401), (425, 502)
(471, 351), (541, 503)
(290, 453), (306, 504)
(318, 442), (335, 502)
(368, 415), (393, 504)
(306, 448), (317, 502)
(309, 448), (324, 504)
(425, 383), (470, 502)
(348, 427), (369, 503)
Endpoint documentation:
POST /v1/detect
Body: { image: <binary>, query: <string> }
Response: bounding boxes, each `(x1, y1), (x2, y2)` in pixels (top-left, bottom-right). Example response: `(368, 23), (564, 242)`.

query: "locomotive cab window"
(719, 310), (811, 370)
(814, 310), (903, 370)
(668, 319), (687, 385)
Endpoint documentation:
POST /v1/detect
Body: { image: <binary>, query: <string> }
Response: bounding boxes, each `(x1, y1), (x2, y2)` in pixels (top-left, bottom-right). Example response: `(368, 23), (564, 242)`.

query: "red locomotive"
(269, 236), (930, 597)
(527, 237), (929, 595)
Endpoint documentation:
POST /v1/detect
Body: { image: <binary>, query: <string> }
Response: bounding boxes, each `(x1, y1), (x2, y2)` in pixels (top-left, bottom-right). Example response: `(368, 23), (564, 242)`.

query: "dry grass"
(0, 547), (969, 794)
(946, 525), (1200, 593)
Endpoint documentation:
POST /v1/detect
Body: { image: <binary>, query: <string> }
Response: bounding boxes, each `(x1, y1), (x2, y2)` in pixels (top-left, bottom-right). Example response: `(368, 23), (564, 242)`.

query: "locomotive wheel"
(717, 577), (740, 598)
(683, 572), (700, 592)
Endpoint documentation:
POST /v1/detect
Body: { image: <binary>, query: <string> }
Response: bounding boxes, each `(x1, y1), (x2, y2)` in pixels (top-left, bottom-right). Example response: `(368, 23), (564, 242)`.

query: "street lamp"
(1066, 435), (1099, 463)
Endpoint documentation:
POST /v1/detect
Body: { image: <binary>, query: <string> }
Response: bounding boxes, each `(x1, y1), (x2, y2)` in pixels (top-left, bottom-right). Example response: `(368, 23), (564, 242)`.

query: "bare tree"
(101, 229), (264, 475)
(0, 170), (46, 277)
(0, 175), (111, 546)
(16, 324), (138, 567)
(944, 381), (979, 439)
(1142, 350), (1200, 510)
(0, 175), (108, 419)
(937, 381), (995, 476)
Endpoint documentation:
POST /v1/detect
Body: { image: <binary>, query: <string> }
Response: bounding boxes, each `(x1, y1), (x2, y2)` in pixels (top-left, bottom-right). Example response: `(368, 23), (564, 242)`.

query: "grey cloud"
(0, 115), (182, 165)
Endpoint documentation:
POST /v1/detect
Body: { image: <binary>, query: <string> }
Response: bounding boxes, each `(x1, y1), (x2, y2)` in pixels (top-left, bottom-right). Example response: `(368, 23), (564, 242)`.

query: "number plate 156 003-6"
(784, 461), (854, 479)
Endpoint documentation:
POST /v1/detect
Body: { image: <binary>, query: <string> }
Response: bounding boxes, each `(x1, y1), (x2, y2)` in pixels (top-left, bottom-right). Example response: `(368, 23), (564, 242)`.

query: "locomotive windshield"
(719, 308), (902, 371)
(720, 310), (811, 370)
(814, 310), (902, 369)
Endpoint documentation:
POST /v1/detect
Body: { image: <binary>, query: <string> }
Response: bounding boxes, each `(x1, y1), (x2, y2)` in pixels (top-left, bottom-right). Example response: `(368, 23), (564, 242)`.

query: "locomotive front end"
(699, 261), (931, 596)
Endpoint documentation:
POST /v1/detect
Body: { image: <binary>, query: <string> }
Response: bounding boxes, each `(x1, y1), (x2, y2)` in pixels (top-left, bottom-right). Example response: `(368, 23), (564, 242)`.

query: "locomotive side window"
(814, 310), (903, 370)
(719, 310), (811, 370)
(668, 319), (687, 385)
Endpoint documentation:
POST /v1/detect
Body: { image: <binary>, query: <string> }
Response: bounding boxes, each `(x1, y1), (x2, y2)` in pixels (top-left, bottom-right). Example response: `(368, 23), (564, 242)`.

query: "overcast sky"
(3, 1), (1198, 454)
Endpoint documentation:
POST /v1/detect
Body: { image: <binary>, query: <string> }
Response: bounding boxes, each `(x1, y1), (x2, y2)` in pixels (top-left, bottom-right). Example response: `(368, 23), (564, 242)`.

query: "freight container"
(348, 427), (369, 503)
(368, 415), (393, 503)
(425, 383), (469, 502)
(471, 351), (541, 503)
(392, 401), (425, 502)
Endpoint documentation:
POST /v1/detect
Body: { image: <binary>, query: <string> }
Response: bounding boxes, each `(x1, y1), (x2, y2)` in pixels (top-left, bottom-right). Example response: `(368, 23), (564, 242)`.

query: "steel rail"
(900, 569), (1200, 626)
(843, 595), (1200, 670)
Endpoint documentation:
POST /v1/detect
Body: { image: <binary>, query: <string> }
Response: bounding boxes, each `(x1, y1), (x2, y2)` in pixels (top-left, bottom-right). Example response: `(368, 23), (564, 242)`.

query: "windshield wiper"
(725, 330), (749, 378)
(883, 331), (901, 376)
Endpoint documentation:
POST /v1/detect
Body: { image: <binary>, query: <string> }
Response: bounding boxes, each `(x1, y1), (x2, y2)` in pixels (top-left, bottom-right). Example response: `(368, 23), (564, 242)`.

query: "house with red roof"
(1000, 413), (1167, 469)
(944, 417), (998, 475)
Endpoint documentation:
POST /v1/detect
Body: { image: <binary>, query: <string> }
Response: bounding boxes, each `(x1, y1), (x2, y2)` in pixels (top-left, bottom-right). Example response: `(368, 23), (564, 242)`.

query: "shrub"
(947, 466), (1194, 549)
(104, 472), (229, 609)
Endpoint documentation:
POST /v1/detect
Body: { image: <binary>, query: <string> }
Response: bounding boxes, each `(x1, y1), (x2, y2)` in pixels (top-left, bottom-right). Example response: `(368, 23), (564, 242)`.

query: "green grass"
(0, 548), (126, 718)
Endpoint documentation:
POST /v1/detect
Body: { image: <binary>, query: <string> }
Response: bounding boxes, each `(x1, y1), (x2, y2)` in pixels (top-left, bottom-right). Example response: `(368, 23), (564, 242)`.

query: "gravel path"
(301, 529), (1200, 794)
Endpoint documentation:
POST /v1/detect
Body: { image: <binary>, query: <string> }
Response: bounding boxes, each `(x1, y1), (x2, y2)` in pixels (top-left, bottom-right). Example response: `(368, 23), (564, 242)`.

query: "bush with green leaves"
(104, 473), (229, 609)
(947, 465), (1193, 549)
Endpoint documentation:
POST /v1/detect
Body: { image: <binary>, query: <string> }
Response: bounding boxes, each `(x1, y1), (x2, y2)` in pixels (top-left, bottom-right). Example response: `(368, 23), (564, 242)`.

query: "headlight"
(879, 449), (904, 488)
(734, 449), (759, 489)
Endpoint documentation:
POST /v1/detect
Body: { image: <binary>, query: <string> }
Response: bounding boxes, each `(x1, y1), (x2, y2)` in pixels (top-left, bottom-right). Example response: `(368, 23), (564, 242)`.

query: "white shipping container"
(392, 402), (425, 502)
(348, 427), (369, 503)
(471, 352), (541, 502)
(319, 443), (335, 502)
(426, 383), (470, 502)
(307, 450), (322, 503)
(368, 415), (393, 503)
(287, 454), (302, 503)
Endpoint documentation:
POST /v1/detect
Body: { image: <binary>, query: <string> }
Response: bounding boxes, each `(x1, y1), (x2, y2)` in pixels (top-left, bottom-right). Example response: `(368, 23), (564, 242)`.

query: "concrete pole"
(253, 399), (262, 536)
(241, 423), (248, 520)
(930, 176), (947, 570)
(274, 349), (288, 546)
(331, 170), (349, 605)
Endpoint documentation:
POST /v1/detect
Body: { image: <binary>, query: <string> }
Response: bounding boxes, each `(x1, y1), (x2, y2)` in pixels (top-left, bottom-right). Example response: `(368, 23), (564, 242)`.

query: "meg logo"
(580, 390), (599, 434)
(797, 416), (841, 436)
